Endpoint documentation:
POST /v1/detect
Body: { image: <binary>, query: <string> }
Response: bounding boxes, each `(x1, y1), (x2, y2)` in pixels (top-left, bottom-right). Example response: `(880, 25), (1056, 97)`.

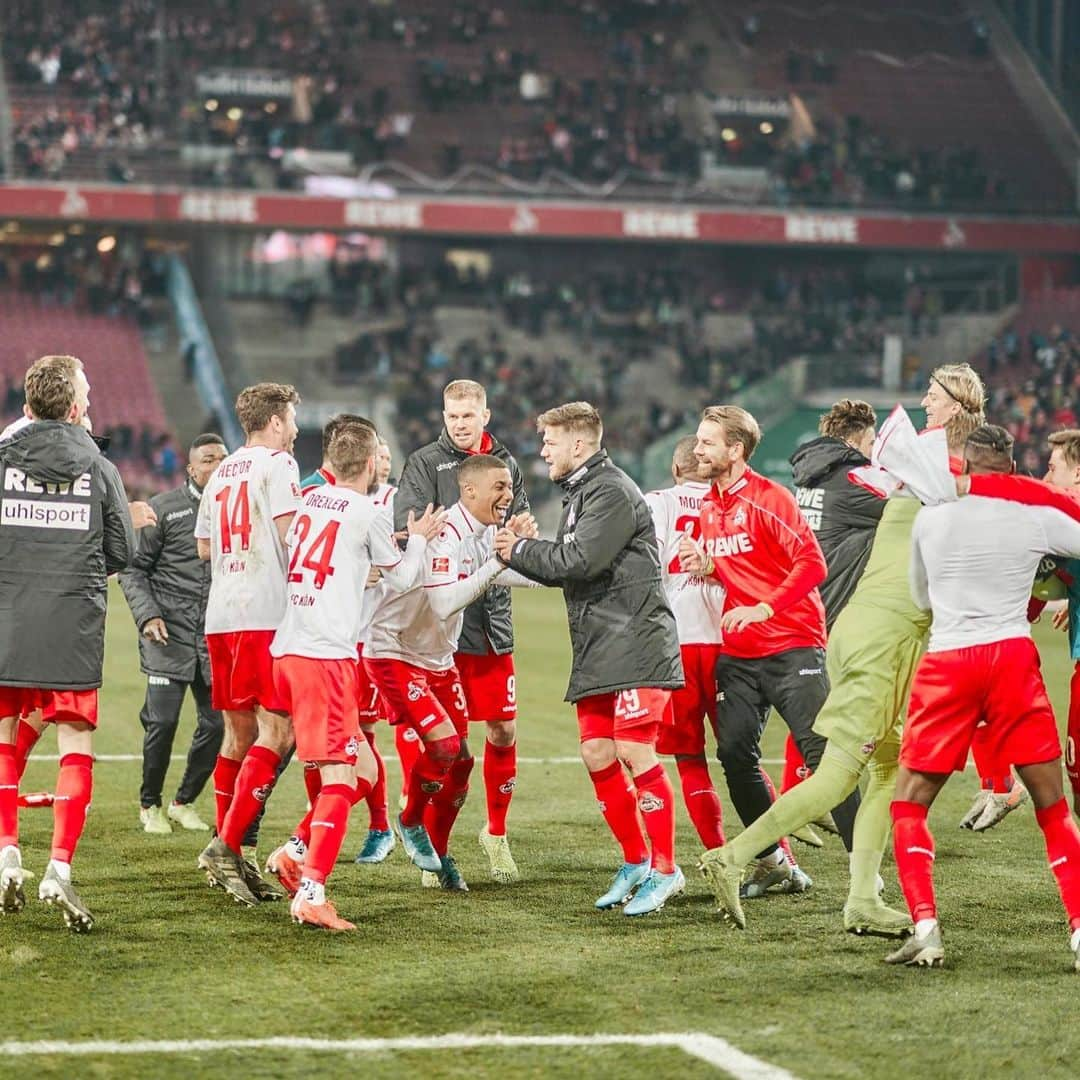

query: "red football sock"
(220, 746), (280, 854)
(363, 729), (389, 832)
(302, 762), (322, 807)
(303, 781), (367, 885)
(395, 724), (423, 800)
(0, 744), (19, 848)
(482, 740), (517, 836)
(633, 763), (676, 875)
(589, 760), (648, 865)
(1035, 798), (1080, 932)
(15, 720), (42, 780)
(781, 734), (807, 794)
(424, 755), (474, 856)
(676, 755), (724, 849)
(401, 734), (458, 827)
(972, 725), (1012, 792)
(50, 753), (93, 864)
(212, 755), (242, 834)
(891, 800), (937, 923)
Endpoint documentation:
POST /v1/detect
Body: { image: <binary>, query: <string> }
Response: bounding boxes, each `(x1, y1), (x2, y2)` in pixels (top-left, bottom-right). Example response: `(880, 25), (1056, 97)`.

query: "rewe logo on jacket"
(705, 533), (754, 558)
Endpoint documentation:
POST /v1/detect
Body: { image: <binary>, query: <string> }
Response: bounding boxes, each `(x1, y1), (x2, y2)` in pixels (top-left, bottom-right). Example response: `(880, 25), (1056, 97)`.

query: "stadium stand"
(2, 0), (1071, 210)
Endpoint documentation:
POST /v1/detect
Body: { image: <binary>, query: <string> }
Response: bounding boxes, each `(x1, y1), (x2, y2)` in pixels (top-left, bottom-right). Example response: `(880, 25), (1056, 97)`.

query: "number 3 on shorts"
(452, 681), (467, 715)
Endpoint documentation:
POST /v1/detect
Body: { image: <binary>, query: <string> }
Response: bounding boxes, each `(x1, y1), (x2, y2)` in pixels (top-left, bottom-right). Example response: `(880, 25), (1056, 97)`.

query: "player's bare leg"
(0, 714), (33, 915)
(479, 718), (519, 883)
(14, 710), (49, 807)
(38, 721), (95, 932)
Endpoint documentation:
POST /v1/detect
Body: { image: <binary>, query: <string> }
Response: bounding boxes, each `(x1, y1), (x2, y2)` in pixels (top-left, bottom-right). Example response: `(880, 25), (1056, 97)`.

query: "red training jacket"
(699, 467), (827, 659)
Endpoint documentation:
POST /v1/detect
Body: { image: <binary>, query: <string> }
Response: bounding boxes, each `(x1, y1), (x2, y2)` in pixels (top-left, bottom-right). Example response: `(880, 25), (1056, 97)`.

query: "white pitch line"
(0, 1031), (799, 1078)
(28, 754), (788, 765)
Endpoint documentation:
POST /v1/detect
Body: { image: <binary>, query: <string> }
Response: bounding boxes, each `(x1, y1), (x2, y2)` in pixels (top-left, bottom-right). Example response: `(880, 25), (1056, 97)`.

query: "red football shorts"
(1067, 660), (1080, 794)
(364, 657), (469, 738)
(576, 687), (673, 745)
(455, 650), (517, 722)
(902, 637), (1061, 774)
(272, 656), (359, 764)
(207, 630), (287, 714)
(355, 645), (386, 722)
(0, 688), (97, 727)
(657, 644), (723, 756)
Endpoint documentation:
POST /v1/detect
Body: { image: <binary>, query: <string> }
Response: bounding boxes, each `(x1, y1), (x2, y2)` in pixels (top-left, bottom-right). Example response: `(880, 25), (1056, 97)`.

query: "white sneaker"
(167, 802), (211, 831)
(971, 786), (1028, 832)
(959, 789), (991, 829)
(0, 847), (33, 915)
(140, 805), (172, 834)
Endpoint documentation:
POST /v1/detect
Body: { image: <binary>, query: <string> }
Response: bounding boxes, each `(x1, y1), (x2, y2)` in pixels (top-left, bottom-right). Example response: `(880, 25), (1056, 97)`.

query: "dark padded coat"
(504, 449), (683, 702)
(0, 420), (134, 689)
(119, 480), (212, 683)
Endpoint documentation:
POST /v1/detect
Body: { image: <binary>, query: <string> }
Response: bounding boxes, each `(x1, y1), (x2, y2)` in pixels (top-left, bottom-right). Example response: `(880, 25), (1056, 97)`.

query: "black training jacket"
(0, 420), (134, 689)
(505, 449), (683, 702)
(395, 428), (528, 655)
(119, 480), (212, 682)
(789, 436), (886, 629)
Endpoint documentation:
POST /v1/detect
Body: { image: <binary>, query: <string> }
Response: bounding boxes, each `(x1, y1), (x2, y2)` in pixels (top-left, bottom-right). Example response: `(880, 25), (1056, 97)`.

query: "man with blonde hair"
(703, 365), (992, 936)
(395, 379), (529, 884)
(494, 402), (685, 915)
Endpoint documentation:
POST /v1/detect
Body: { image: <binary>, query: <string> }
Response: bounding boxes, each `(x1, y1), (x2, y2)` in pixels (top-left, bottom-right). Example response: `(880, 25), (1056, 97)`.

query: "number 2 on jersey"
(668, 514), (701, 574)
(215, 481), (251, 554)
(288, 514), (340, 589)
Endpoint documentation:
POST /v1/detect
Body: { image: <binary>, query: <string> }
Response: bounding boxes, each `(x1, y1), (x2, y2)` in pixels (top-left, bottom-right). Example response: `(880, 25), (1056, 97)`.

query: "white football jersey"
(271, 486), (414, 660)
(195, 444), (301, 633)
(371, 482), (396, 510)
(645, 481), (725, 645)
(365, 501), (494, 671)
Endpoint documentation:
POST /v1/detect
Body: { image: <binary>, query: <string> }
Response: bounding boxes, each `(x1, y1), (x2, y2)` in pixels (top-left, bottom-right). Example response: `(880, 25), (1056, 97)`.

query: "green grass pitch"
(2, 584), (1079, 1079)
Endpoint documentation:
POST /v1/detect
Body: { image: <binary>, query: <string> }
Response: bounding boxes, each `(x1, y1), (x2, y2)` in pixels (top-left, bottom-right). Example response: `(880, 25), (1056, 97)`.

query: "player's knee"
(486, 719), (516, 747)
(425, 733), (461, 772)
(580, 739), (615, 772)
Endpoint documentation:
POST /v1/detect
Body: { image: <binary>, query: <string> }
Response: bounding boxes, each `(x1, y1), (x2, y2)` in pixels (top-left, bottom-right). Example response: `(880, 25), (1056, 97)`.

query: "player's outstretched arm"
(427, 560), (505, 619)
(371, 506), (443, 592)
(499, 484), (636, 584)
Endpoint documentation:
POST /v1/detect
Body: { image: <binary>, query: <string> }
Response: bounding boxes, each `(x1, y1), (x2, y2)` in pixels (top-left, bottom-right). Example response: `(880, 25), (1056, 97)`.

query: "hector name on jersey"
(195, 444), (301, 634)
(699, 467), (827, 659)
(271, 486), (426, 661)
(645, 480), (725, 645)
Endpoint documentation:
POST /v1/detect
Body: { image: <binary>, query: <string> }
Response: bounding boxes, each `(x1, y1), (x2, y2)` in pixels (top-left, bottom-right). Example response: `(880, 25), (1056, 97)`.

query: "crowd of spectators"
(765, 117), (1006, 210)
(983, 323), (1079, 476)
(2, 0), (1043, 211)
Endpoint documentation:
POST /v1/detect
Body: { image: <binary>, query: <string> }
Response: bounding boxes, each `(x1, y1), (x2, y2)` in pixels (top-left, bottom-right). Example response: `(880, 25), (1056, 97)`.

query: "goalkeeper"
(700, 363), (985, 937)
